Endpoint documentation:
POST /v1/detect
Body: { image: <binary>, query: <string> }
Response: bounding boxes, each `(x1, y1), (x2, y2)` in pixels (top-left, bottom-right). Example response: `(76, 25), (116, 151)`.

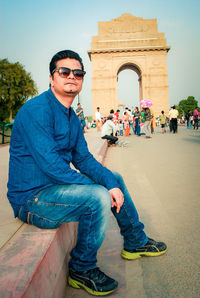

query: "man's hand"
(109, 188), (124, 213)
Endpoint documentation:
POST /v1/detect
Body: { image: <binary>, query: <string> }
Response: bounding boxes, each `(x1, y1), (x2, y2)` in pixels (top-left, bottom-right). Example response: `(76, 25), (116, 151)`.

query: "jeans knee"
(91, 185), (111, 213)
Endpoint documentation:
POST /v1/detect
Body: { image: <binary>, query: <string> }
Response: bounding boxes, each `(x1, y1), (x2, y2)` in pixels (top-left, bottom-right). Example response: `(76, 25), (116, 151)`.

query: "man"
(168, 105), (179, 133)
(7, 50), (167, 296)
(76, 102), (85, 130)
(141, 107), (152, 138)
(95, 106), (102, 132)
(101, 115), (118, 145)
(95, 106), (102, 122)
(185, 110), (192, 129)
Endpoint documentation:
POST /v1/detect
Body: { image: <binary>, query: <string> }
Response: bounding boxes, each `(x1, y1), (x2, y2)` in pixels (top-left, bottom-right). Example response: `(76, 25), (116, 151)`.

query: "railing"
(0, 122), (13, 144)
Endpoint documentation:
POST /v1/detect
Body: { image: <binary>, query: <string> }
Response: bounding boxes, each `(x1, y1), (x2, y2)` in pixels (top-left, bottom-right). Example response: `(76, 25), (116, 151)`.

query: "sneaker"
(121, 238), (167, 260)
(68, 267), (118, 296)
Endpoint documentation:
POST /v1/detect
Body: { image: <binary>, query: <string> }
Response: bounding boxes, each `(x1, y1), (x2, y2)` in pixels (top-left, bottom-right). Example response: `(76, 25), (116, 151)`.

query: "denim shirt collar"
(47, 88), (71, 117)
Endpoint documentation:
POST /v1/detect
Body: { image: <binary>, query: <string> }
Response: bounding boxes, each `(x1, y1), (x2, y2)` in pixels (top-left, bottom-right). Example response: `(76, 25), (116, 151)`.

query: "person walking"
(168, 106), (179, 133)
(160, 111), (167, 134)
(141, 107), (152, 138)
(133, 107), (141, 136)
(7, 50), (167, 296)
(185, 110), (192, 129)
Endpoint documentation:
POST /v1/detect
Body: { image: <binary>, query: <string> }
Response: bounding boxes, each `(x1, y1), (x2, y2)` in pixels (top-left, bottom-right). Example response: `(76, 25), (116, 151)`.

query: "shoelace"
(87, 267), (106, 281)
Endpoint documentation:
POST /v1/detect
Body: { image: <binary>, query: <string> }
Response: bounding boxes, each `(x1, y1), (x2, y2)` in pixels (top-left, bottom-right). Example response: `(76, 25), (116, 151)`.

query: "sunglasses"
(52, 67), (86, 80)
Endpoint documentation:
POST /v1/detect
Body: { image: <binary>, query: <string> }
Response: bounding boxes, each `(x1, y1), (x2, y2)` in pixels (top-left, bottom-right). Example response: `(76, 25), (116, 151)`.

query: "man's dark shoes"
(121, 238), (167, 260)
(68, 267), (118, 296)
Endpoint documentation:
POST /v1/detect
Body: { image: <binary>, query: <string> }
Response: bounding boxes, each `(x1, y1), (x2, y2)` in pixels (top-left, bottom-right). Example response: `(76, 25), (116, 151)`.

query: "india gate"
(88, 13), (170, 117)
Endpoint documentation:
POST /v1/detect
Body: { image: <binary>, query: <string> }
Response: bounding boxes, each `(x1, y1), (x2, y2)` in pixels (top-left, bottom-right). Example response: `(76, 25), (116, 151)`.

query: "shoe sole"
(121, 249), (167, 260)
(68, 276), (118, 296)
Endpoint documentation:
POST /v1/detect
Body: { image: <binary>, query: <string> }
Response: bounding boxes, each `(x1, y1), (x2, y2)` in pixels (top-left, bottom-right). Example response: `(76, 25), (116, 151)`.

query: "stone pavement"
(66, 127), (200, 298)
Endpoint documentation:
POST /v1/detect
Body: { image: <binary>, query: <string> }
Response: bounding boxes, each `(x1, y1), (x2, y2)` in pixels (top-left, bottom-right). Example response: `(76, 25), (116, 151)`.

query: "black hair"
(110, 109), (114, 114)
(49, 50), (84, 75)
(161, 110), (164, 114)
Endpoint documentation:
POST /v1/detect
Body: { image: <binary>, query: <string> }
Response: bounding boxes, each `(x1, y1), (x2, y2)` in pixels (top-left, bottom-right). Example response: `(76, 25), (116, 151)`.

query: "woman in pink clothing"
(193, 107), (199, 130)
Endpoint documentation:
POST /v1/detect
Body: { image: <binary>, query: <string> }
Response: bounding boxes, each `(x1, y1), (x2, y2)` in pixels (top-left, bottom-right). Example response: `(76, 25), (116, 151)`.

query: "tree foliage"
(177, 96), (199, 116)
(0, 59), (38, 122)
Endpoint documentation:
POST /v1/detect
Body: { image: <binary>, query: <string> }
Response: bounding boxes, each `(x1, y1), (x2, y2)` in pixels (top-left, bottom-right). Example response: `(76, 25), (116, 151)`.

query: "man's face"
(50, 58), (83, 98)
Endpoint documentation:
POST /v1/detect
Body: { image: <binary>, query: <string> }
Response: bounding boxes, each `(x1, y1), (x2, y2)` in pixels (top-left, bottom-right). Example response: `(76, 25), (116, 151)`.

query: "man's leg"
(144, 121), (151, 138)
(18, 184), (111, 270)
(111, 172), (167, 259)
(102, 135), (118, 144)
(18, 183), (118, 295)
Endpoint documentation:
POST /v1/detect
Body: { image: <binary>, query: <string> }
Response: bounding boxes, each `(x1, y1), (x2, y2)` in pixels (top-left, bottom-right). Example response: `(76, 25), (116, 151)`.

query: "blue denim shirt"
(7, 89), (119, 217)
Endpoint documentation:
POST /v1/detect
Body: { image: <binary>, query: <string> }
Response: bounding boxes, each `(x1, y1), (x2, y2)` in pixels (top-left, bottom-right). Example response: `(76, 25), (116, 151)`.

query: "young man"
(76, 102), (85, 130)
(101, 115), (118, 145)
(7, 50), (167, 296)
(95, 106), (102, 122)
(169, 105), (179, 133)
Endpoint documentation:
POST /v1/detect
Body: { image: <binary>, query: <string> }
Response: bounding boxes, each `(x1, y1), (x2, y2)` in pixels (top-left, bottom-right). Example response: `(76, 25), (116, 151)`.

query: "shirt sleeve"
(18, 104), (95, 186)
(72, 125), (120, 190)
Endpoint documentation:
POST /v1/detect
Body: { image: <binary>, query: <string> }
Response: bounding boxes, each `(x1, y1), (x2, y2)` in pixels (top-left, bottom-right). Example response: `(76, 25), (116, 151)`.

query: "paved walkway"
(66, 127), (200, 297)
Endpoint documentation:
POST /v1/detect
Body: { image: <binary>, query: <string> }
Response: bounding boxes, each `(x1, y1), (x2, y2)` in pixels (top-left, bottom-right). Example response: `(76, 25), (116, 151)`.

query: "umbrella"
(140, 99), (153, 108)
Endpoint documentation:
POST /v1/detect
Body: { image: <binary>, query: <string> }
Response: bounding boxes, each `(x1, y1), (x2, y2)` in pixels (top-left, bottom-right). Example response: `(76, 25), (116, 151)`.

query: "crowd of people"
(92, 106), (167, 144)
(94, 106), (156, 140)
(76, 105), (199, 145)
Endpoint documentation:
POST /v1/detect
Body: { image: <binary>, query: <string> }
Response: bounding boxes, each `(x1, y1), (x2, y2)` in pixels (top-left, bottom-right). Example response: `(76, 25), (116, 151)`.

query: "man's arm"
(72, 124), (120, 191)
(76, 109), (83, 116)
(18, 104), (94, 186)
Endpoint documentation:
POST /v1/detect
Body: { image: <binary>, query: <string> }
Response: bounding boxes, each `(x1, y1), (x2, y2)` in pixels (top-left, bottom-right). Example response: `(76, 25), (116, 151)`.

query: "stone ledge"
(0, 222), (77, 298)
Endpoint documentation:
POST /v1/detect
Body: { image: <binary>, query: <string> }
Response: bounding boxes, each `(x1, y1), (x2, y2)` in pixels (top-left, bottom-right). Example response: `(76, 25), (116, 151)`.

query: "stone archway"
(88, 13), (170, 117)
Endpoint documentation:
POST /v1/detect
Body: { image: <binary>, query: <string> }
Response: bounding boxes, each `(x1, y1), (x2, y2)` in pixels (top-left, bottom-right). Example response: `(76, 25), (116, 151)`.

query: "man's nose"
(67, 70), (75, 79)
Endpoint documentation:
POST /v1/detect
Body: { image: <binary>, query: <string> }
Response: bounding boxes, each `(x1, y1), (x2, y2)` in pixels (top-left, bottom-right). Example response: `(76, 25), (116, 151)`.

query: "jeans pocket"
(28, 212), (62, 229)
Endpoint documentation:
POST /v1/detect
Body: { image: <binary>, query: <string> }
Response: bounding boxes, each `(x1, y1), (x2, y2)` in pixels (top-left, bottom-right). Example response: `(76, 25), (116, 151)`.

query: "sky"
(1, 0), (200, 115)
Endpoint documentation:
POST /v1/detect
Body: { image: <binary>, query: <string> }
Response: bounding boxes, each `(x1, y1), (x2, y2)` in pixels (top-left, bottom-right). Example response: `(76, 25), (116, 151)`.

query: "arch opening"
(117, 64), (142, 114)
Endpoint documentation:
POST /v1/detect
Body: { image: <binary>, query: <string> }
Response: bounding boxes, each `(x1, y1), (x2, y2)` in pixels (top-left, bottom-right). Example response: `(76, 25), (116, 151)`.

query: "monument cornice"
(88, 46), (170, 59)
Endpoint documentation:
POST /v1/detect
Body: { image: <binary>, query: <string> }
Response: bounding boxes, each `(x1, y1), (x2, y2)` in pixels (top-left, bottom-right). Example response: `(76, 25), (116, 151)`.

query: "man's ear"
(49, 75), (54, 87)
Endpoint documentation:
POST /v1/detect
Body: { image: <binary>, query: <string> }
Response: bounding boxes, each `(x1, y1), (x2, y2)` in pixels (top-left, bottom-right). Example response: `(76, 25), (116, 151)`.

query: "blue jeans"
(129, 122), (135, 134)
(80, 119), (86, 130)
(18, 172), (147, 271)
(135, 118), (141, 136)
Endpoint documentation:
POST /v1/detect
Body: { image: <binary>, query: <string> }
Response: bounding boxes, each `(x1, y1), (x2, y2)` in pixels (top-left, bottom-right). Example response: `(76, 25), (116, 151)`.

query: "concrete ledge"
(0, 133), (108, 297)
(0, 222), (77, 298)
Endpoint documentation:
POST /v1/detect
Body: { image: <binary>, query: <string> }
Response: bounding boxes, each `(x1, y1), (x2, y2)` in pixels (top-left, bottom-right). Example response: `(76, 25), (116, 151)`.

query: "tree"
(177, 96), (199, 117)
(0, 59), (38, 122)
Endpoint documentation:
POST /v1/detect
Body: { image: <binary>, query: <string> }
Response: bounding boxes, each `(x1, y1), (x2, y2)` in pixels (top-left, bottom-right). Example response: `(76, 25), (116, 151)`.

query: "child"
(119, 120), (124, 136)
(160, 110), (167, 134)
